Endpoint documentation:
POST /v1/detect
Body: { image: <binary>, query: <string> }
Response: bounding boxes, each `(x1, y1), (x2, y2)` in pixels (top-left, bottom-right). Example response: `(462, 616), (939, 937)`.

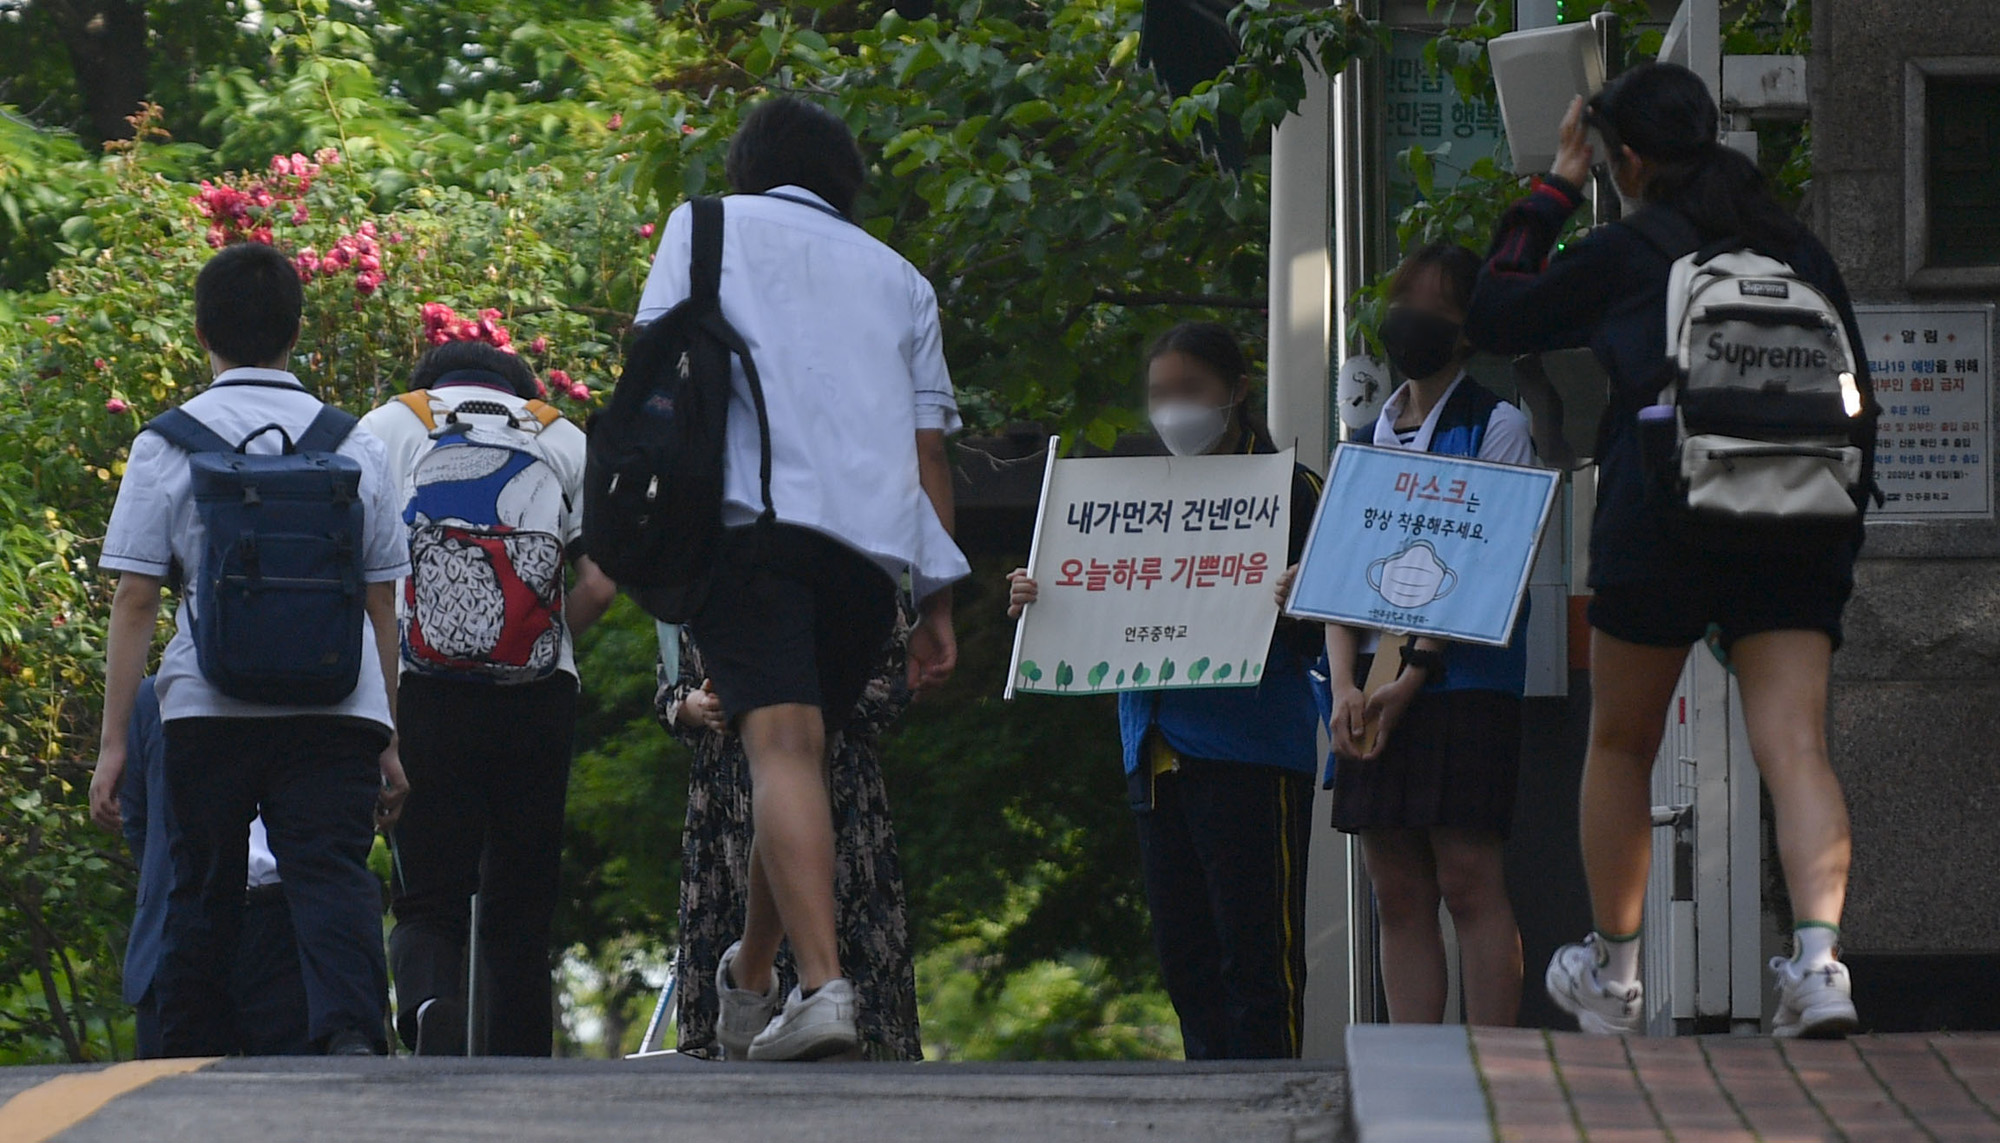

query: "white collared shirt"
(100, 368), (410, 727)
(1372, 373), (1534, 464)
(634, 187), (970, 600)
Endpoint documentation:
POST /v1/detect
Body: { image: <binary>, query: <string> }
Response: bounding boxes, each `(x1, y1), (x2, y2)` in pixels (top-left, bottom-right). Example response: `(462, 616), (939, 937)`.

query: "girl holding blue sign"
(1464, 63), (1871, 1039)
(1319, 242), (1535, 1029)
(1006, 322), (1324, 1060)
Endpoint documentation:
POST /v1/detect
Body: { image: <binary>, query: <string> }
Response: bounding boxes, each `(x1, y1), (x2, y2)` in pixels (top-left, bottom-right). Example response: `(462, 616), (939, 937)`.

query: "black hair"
(1145, 321), (1277, 451)
(409, 340), (541, 400)
(1587, 62), (1808, 252)
(1387, 240), (1480, 314)
(194, 242), (303, 368)
(725, 96), (867, 219)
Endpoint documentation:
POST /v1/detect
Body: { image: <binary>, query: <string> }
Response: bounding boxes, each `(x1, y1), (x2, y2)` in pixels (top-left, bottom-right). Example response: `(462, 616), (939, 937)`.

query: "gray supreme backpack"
(1631, 209), (1876, 549)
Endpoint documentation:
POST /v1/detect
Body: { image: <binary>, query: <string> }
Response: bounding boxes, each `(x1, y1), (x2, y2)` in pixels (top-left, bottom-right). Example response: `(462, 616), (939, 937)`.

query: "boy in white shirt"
(88, 243), (409, 1056)
(632, 97), (967, 1060)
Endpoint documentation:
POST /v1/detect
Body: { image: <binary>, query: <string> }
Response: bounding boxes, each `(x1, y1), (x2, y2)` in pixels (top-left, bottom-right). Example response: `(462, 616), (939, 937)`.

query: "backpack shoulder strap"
(144, 407), (233, 455)
(520, 399), (562, 429)
(690, 196), (724, 305)
(395, 391), (439, 431)
(295, 405), (360, 454)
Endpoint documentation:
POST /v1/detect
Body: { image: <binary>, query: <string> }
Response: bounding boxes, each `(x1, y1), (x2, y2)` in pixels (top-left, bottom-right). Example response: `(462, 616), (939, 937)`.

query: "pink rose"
(94, 358), (108, 371)
(270, 155), (294, 176)
(315, 147), (340, 166)
(607, 112), (623, 131)
(638, 222), (656, 238)
(355, 270), (384, 295)
(547, 369), (573, 390)
(358, 254), (382, 273)
(533, 376), (549, 398)
(359, 221), (377, 237)
(106, 398), (130, 414)
(250, 225), (274, 245)
(568, 383), (591, 401)
(682, 124), (697, 136)
(42, 314), (60, 325)
(529, 336), (548, 355)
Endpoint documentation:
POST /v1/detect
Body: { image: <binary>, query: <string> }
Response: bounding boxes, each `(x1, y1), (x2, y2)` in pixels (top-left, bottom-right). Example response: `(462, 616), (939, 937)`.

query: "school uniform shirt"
(356, 384), (589, 681)
(100, 368), (410, 728)
(1464, 179), (1871, 588)
(633, 185), (971, 601)
(1370, 373), (1534, 696)
(1116, 437), (1325, 777)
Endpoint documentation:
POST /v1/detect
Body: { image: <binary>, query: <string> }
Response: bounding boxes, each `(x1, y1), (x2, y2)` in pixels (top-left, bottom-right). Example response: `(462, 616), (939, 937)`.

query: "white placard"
(1006, 445), (1295, 698)
(1856, 303), (1994, 520)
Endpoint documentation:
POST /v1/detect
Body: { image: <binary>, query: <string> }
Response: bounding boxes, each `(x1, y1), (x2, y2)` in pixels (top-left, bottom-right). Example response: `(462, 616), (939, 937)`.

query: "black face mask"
(1380, 308), (1463, 381)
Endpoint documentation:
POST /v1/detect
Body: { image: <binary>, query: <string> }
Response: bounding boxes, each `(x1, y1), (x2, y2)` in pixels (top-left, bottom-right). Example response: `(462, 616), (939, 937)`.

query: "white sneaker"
(1770, 957), (1858, 1039)
(1546, 935), (1644, 1035)
(714, 942), (781, 1059)
(746, 978), (859, 1062)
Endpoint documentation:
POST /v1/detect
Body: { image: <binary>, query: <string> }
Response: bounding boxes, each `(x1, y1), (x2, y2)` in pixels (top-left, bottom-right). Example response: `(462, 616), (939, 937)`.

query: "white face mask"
(1150, 402), (1232, 457)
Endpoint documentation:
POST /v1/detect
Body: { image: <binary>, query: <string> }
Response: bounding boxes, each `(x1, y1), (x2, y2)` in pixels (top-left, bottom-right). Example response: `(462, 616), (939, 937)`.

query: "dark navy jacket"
(1464, 178), (1872, 587)
(118, 677), (168, 1006)
(1118, 439), (1325, 777)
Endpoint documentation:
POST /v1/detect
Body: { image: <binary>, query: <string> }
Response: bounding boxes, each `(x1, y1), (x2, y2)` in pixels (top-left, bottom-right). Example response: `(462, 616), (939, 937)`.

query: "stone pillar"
(1812, 0), (2000, 960)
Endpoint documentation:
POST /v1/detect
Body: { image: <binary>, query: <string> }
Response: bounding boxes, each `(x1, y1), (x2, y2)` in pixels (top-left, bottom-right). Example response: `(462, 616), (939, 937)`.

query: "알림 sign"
(1854, 303), (1994, 521)
(1285, 443), (1559, 646)
(1005, 441), (1296, 699)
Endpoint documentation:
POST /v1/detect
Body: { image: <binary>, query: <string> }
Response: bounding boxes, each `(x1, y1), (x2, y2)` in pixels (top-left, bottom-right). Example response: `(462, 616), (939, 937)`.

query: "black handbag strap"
(690, 196), (724, 305)
(686, 197), (774, 521)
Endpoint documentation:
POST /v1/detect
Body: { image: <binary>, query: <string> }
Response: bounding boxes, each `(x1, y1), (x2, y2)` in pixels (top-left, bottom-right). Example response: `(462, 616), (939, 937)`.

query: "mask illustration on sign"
(1337, 355), (1390, 431)
(1379, 309), (1463, 381)
(1367, 540), (1459, 609)
(1151, 402), (1232, 457)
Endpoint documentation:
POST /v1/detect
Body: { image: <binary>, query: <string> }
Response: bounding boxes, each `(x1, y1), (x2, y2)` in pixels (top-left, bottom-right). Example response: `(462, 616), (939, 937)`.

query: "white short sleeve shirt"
(99, 368), (410, 728)
(633, 187), (970, 601)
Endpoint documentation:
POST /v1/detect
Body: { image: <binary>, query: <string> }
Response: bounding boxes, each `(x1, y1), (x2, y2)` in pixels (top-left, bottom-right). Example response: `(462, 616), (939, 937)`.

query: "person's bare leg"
(1730, 630), (1849, 928)
(1580, 630), (1689, 938)
(729, 840), (787, 993)
(1430, 827), (1522, 1026)
(1359, 829), (1447, 1023)
(735, 703), (841, 991)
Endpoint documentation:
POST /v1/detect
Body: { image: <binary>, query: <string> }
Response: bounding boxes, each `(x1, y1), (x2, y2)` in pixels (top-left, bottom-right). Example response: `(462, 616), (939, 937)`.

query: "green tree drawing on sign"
(1087, 662), (1111, 689)
(1189, 657), (1211, 682)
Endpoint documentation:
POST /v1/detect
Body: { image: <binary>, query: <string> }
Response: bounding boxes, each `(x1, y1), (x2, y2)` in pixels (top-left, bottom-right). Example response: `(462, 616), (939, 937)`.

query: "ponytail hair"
(1587, 62), (1806, 252)
(1146, 322), (1277, 451)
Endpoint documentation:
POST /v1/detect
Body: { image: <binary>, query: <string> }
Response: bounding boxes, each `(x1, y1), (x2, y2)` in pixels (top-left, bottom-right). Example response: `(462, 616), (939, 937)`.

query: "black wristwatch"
(1399, 643), (1447, 685)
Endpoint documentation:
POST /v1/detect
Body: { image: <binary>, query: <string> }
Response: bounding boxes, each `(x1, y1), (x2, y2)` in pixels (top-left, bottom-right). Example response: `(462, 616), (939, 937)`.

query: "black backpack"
(583, 196), (773, 623)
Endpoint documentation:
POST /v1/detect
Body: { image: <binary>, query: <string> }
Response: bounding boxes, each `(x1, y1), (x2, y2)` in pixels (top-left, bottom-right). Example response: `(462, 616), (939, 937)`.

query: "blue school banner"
(1286, 443), (1559, 647)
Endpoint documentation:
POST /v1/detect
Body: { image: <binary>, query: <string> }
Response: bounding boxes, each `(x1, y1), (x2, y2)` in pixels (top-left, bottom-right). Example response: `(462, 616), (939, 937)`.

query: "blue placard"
(1286, 444), (1560, 646)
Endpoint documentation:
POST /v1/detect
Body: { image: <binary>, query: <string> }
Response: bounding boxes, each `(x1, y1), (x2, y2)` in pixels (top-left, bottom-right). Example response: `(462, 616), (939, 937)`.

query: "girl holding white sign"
(1005, 323), (1324, 1060)
(1319, 242), (1535, 1029)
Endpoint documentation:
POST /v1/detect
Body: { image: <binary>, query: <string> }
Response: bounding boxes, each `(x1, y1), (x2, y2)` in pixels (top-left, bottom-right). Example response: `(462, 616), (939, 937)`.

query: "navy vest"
(1424, 379), (1529, 696)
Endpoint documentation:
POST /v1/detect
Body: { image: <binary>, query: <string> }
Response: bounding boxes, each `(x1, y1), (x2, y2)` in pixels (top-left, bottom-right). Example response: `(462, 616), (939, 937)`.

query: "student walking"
(121, 676), (311, 1057)
(88, 242), (411, 1056)
(1321, 243), (1533, 1028)
(658, 621), (923, 1061)
(631, 96), (967, 1061)
(359, 340), (616, 1056)
(1464, 62), (1876, 1037)
(1007, 323), (1323, 1060)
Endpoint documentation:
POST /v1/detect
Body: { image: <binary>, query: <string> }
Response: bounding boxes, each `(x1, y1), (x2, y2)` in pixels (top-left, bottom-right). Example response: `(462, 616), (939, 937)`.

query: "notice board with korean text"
(1286, 444), (1558, 646)
(1006, 445), (1295, 698)
(1855, 303), (1994, 520)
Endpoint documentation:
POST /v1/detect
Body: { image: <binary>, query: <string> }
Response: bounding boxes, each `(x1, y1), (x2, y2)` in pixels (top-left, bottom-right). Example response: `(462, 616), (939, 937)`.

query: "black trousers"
(389, 674), (577, 1057)
(1132, 756), (1313, 1060)
(159, 717), (389, 1055)
(136, 888), (311, 1058)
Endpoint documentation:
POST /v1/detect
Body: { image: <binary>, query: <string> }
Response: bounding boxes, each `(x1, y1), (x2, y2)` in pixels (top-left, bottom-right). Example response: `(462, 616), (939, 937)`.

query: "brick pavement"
(1350, 1025), (2000, 1142)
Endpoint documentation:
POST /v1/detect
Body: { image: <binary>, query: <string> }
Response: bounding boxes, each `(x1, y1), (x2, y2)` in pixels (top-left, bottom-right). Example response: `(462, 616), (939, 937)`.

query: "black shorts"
(686, 523), (899, 733)
(1589, 552), (1854, 651)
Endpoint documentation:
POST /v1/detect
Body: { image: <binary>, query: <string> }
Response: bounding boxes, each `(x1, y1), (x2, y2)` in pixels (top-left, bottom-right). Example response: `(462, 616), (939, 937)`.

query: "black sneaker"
(413, 997), (468, 1057)
(325, 1028), (381, 1056)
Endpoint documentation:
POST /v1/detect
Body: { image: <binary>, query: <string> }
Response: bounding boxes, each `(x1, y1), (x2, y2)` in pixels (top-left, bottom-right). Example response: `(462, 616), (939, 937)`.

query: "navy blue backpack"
(146, 402), (368, 706)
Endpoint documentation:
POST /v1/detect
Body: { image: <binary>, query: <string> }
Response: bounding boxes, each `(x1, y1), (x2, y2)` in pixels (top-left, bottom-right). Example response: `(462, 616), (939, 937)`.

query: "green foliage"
(919, 941), (1180, 1061)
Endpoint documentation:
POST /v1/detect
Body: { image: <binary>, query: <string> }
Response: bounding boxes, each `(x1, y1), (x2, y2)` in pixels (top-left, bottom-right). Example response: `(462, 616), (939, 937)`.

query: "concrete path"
(0, 1056), (1348, 1143)
(1348, 1024), (2000, 1142)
